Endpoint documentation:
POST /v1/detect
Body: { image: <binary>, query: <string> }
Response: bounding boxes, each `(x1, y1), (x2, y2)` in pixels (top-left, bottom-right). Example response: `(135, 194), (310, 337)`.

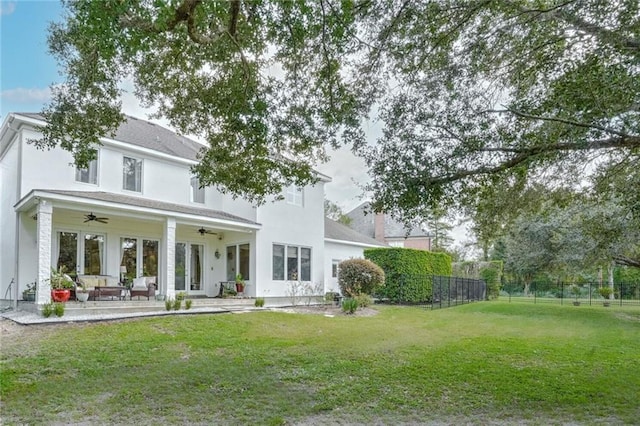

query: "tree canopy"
(38, 0), (365, 203)
(39, 0), (639, 216)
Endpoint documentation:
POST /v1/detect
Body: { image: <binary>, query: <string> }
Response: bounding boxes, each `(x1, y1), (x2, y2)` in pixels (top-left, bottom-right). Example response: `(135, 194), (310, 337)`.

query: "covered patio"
(10, 189), (261, 311)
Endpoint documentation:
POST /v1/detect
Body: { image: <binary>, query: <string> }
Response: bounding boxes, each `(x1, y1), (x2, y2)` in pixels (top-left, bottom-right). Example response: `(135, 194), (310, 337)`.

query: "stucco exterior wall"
(323, 240), (374, 294)
(0, 134), (20, 297)
(254, 183), (325, 297)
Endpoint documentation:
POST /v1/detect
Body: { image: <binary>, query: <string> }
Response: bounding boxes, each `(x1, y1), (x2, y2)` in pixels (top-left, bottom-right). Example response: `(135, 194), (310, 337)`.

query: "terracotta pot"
(51, 289), (70, 302)
(236, 283), (245, 293)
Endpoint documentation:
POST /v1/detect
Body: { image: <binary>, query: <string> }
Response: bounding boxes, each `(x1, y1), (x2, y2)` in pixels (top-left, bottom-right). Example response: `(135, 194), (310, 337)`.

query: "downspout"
(13, 212), (20, 310)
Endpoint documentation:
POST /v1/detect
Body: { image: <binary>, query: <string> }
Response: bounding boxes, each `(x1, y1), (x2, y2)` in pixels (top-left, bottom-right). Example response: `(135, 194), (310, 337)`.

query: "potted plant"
(598, 286), (613, 306)
(22, 282), (36, 302)
(49, 266), (74, 302)
(76, 281), (90, 303)
(235, 273), (245, 293)
(570, 285), (581, 306)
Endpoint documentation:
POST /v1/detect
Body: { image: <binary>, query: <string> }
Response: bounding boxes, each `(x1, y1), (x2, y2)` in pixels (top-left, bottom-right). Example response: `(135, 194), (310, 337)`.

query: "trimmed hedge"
(364, 248), (452, 303)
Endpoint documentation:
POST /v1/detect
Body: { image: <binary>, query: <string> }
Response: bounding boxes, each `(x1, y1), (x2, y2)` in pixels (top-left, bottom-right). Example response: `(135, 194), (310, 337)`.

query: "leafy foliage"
(363, 1), (640, 220)
(453, 260), (503, 299)
(39, 0), (365, 204)
(341, 297), (358, 314)
(38, 1), (639, 214)
(324, 199), (352, 225)
(365, 248), (451, 303)
(337, 258), (385, 297)
(479, 264), (502, 300)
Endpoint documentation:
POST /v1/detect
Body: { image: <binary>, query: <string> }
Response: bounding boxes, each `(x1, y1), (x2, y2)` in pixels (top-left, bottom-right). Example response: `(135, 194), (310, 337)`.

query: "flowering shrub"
(337, 259), (385, 297)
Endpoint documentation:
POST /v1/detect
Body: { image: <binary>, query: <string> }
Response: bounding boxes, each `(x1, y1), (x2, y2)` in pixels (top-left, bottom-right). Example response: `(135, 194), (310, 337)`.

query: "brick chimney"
(374, 213), (385, 243)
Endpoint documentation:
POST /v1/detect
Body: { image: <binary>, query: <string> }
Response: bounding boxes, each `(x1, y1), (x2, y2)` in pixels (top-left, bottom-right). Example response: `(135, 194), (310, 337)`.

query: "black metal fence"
(431, 276), (487, 310)
(502, 281), (640, 306)
(374, 274), (487, 310)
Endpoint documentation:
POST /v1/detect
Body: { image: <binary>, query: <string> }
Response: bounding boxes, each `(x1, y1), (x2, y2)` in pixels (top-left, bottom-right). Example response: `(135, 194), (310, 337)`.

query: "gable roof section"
(324, 217), (386, 247)
(15, 189), (260, 227)
(16, 113), (205, 162)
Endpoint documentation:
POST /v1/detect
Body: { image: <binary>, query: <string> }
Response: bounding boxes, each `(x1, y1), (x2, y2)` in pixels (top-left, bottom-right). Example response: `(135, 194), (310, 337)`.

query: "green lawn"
(2, 302), (639, 425)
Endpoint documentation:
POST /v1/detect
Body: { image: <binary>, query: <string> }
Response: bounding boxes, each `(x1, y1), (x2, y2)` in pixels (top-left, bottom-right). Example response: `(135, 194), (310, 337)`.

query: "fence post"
(561, 281), (564, 305)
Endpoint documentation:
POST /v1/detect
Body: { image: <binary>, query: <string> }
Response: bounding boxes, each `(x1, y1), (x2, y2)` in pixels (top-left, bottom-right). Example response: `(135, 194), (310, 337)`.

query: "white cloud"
(1, 86), (51, 103)
(0, 1), (16, 16)
(316, 146), (370, 213)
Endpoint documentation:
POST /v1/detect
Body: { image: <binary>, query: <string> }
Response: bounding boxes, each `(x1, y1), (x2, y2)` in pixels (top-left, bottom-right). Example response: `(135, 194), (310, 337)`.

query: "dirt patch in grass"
(276, 305), (379, 317)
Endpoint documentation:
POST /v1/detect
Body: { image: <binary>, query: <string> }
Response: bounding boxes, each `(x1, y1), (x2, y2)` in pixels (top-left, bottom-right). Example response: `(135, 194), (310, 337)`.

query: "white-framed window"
(190, 176), (205, 204)
(120, 237), (159, 281)
(285, 185), (304, 206)
(75, 155), (98, 185)
(272, 244), (311, 281)
(226, 244), (250, 281)
(123, 156), (142, 192)
(54, 231), (105, 276)
(332, 259), (340, 278)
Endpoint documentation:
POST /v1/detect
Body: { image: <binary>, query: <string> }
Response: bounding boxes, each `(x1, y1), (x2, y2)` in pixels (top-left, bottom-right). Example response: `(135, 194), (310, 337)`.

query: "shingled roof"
(16, 113), (205, 161)
(324, 217), (386, 247)
(25, 189), (259, 226)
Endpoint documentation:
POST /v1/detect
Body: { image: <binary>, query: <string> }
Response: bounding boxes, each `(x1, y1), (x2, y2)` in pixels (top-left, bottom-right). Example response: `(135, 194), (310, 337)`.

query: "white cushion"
(132, 277), (148, 289)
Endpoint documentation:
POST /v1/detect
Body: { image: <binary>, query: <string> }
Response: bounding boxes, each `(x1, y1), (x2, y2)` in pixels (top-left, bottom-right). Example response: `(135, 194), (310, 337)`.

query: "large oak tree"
(39, 1), (639, 222)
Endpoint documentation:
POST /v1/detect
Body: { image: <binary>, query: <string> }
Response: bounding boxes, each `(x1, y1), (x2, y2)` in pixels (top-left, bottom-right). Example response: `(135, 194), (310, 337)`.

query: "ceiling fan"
(197, 227), (218, 236)
(84, 212), (109, 224)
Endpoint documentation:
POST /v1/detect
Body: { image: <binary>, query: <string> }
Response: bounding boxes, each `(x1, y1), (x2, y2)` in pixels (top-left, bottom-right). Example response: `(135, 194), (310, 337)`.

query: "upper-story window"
(190, 176), (205, 204)
(75, 156), (98, 185)
(123, 156), (142, 192)
(285, 185), (303, 206)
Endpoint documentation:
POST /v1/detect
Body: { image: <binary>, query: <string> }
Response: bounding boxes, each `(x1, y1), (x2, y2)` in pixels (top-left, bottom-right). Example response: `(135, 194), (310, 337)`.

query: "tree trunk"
(607, 261), (615, 299)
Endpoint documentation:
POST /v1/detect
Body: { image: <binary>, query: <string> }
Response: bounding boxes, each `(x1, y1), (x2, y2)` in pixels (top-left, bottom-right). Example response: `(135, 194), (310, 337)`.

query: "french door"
(175, 242), (204, 294)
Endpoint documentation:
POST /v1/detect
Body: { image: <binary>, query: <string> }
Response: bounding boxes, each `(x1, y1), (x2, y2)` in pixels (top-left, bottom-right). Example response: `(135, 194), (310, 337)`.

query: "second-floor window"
(76, 157), (98, 185)
(123, 156), (142, 192)
(190, 176), (205, 203)
(285, 185), (303, 206)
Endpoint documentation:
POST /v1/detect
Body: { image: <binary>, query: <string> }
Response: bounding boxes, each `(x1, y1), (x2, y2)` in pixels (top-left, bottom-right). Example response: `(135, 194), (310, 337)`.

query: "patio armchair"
(130, 276), (156, 300)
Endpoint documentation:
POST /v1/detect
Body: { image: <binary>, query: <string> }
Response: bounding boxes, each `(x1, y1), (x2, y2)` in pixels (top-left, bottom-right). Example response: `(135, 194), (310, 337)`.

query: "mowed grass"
(1, 303), (639, 425)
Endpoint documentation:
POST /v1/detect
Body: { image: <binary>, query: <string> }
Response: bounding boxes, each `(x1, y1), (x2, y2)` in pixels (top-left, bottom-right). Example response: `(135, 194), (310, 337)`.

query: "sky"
(0, 0), (470, 245)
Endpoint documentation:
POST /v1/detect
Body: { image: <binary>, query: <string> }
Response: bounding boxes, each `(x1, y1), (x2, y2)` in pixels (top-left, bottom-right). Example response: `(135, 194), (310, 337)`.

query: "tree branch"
(613, 254), (640, 268)
(487, 108), (631, 138)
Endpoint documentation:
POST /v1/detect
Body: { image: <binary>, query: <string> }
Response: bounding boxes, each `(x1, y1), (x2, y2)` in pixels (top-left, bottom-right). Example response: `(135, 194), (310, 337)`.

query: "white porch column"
(163, 217), (176, 299)
(36, 200), (53, 305)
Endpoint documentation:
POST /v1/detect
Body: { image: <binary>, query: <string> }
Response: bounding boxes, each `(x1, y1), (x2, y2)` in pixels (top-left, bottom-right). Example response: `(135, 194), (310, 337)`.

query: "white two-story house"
(1, 113), (347, 305)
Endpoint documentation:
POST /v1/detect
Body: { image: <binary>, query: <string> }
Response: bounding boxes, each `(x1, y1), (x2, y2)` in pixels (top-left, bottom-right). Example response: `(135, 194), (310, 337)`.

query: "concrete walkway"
(0, 305), (272, 325)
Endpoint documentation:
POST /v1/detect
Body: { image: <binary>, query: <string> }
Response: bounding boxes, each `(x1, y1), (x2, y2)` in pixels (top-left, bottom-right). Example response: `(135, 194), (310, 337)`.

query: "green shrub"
(42, 303), (54, 318)
(165, 299), (173, 311)
(337, 258), (385, 297)
(185, 299), (193, 310)
(365, 248), (451, 303)
(53, 302), (65, 317)
(176, 292), (186, 301)
(254, 297), (265, 307)
(354, 293), (373, 308)
(173, 298), (182, 310)
(480, 262), (503, 300)
(341, 298), (358, 314)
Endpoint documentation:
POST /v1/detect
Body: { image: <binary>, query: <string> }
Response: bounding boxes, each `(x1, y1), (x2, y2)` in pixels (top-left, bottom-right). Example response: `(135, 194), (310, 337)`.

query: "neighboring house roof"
(346, 201), (431, 239)
(324, 217), (387, 247)
(16, 113), (205, 162)
(15, 189), (260, 227)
